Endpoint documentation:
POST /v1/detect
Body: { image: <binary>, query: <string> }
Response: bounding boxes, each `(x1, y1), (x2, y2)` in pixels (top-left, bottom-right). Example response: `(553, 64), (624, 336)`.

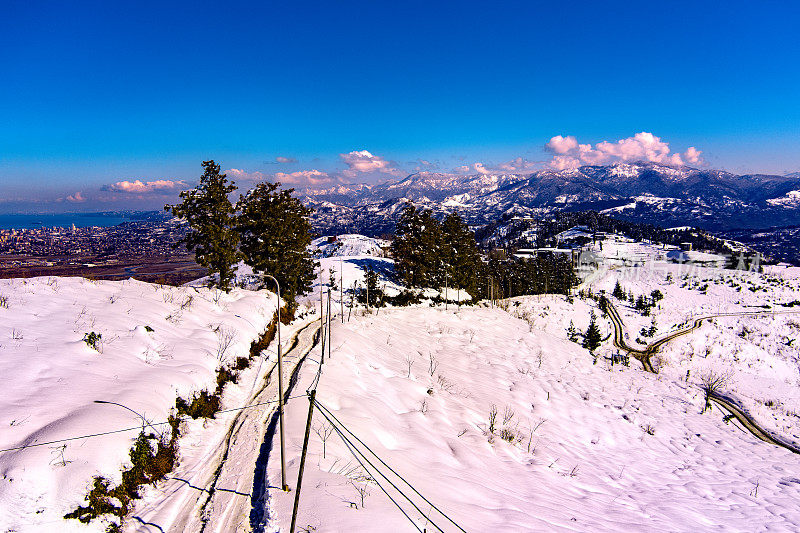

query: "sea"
(0, 213), (129, 230)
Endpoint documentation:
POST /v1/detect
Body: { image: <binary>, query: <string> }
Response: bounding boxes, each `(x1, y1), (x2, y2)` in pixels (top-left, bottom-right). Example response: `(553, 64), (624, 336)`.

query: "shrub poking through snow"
(176, 390), (221, 419)
(83, 331), (103, 352)
(65, 415), (181, 527)
(700, 370), (731, 413)
(0, 295), (8, 308)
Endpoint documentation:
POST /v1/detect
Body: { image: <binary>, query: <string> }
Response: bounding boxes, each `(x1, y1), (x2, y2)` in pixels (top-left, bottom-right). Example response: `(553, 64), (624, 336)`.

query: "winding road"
(606, 300), (800, 455)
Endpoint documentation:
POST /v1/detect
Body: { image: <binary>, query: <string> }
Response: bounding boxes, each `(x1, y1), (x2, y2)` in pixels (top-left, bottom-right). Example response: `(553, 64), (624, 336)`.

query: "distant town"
(0, 214), (206, 284)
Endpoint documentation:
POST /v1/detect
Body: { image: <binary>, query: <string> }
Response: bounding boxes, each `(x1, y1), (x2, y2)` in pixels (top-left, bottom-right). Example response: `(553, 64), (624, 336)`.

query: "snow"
(0, 277), (278, 532)
(266, 302), (800, 532)
(6, 234), (800, 531)
(311, 234), (390, 259)
(767, 190), (800, 207)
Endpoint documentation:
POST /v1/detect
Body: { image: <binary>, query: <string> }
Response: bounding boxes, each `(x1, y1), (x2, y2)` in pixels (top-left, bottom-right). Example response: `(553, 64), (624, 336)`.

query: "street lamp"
(264, 274), (288, 492)
(94, 400), (160, 436)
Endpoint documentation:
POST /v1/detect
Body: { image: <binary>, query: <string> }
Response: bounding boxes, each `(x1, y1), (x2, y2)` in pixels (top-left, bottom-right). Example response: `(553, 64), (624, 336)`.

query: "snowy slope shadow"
(249, 406), (281, 532)
(250, 326), (320, 532)
(343, 257), (395, 280)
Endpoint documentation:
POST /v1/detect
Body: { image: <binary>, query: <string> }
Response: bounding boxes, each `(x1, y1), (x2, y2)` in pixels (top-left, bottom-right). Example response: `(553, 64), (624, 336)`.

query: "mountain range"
(302, 162), (800, 236)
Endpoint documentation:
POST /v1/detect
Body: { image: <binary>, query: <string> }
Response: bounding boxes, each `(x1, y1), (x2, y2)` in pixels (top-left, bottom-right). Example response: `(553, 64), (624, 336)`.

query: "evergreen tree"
(648, 317), (658, 337)
(612, 281), (625, 299)
(650, 289), (663, 303)
(567, 320), (579, 343)
(237, 182), (315, 302)
(391, 204), (427, 287)
(598, 294), (609, 315)
(358, 266), (382, 307)
(583, 312), (602, 353)
(165, 160), (240, 291)
(328, 267), (339, 292)
(441, 212), (482, 296)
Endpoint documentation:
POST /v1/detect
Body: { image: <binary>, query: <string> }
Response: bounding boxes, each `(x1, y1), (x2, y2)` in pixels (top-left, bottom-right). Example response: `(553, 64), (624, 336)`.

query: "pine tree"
(441, 212), (482, 296)
(360, 266), (381, 307)
(391, 204), (426, 287)
(165, 160), (240, 291)
(650, 289), (663, 303)
(567, 320), (579, 343)
(598, 294), (609, 315)
(612, 281), (625, 299)
(583, 312), (602, 353)
(328, 267), (338, 292)
(237, 182), (315, 302)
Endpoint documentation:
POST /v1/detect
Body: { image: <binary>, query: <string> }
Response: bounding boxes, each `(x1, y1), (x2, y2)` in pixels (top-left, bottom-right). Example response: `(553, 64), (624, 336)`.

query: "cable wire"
(315, 400), (467, 532)
(315, 403), (447, 532)
(318, 408), (426, 532)
(0, 394), (307, 454)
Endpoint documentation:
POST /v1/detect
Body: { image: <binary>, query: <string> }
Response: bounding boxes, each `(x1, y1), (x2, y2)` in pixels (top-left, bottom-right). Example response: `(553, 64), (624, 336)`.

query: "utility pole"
(327, 288), (332, 360)
(340, 257), (344, 323)
(445, 270), (448, 311)
(264, 275), (288, 492)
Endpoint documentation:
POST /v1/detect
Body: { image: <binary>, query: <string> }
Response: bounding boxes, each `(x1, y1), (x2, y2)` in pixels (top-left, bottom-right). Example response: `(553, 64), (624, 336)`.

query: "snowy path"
(607, 300), (800, 455)
(128, 319), (320, 533)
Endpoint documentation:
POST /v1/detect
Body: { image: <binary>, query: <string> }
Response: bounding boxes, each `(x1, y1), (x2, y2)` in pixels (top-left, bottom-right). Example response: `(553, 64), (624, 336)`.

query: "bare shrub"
(404, 354), (414, 378)
(428, 353), (439, 376)
(488, 404), (498, 434)
(502, 406), (515, 426)
(313, 421), (334, 458)
(215, 326), (237, 363)
(700, 370), (731, 413)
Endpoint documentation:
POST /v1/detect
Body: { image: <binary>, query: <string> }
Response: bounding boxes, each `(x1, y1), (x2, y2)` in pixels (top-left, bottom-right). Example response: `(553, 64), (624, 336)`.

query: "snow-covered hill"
(0, 277), (278, 532)
(268, 299), (800, 531)
(311, 234), (389, 258)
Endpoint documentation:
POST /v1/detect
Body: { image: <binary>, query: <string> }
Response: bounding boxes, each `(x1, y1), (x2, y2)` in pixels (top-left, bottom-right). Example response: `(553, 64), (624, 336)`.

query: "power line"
(315, 400), (466, 532)
(317, 406), (428, 533)
(315, 400), (467, 533)
(0, 394), (307, 454)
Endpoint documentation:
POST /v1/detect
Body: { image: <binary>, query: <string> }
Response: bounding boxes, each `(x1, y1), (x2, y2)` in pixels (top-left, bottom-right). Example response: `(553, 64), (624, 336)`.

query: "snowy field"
(578, 239), (800, 449)
(267, 304), (800, 532)
(0, 277), (278, 532)
(4, 233), (800, 531)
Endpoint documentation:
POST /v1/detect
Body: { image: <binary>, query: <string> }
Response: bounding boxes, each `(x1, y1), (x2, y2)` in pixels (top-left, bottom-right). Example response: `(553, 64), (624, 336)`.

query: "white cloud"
(103, 180), (185, 194)
(544, 132), (704, 169)
(275, 169), (336, 186)
(497, 157), (538, 173)
(545, 135), (580, 155)
(340, 150), (398, 177)
(455, 158), (539, 175)
(226, 169), (265, 182)
(276, 156), (297, 164)
(66, 192), (85, 202)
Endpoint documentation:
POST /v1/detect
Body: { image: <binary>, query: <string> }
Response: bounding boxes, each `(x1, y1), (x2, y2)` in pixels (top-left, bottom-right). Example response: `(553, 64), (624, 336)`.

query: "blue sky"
(1, 0), (799, 211)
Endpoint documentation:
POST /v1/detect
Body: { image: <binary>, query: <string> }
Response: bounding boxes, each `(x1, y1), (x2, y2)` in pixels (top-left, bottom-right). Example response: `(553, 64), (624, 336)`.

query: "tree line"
(165, 160), (315, 302)
(391, 203), (578, 300)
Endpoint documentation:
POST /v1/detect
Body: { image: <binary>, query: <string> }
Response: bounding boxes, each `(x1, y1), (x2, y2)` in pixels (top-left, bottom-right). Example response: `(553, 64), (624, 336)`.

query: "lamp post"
(264, 274), (288, 492)
(445, 270), (448, 311)
(93, 400), (160, 436)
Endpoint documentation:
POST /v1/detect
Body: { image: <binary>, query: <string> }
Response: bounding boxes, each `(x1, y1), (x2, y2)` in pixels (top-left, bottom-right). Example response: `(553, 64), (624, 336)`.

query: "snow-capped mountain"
(303, 162), (800, 235)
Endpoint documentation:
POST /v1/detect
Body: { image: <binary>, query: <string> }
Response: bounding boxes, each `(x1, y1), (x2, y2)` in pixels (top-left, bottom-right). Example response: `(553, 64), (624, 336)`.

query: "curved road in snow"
(606, 301), (800, 455)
